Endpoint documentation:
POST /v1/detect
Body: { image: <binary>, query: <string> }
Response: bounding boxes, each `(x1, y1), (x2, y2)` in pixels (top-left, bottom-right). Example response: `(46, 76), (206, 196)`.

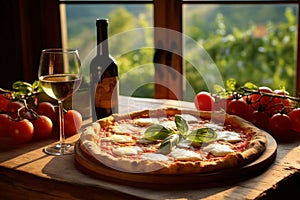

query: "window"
(59, 0), (299, 101)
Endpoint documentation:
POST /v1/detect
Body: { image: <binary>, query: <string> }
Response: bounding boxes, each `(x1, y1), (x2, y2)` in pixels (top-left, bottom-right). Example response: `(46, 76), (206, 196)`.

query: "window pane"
(61, 4), (154, 98)
(183, 4), (298, 101)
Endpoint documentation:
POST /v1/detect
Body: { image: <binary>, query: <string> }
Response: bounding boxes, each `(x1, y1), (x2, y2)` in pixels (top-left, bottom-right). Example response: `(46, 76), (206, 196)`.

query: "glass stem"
(58, 100), (66, 150)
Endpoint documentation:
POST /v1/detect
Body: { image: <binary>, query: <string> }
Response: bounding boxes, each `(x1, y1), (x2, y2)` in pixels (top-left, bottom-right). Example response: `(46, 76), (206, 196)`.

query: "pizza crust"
(79, 108), (267, 174)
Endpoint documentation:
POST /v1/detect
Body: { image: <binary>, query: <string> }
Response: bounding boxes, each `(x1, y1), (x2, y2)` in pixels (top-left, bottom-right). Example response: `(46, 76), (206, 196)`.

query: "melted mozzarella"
(216, 131), (242, 143)
(112, 146), (142, 156)
(113, 123), (145, 135)
(111, 124), (135, 134)
(134, 118), (159, 126)
(169, 148), (201, 161)
(203, 143), (234, 157)
(177, 139), (192, 148)
(204, 123), (224, 131)
(160, 120), (177, 130)
(102, 134), (134, 143)
(141, 153), (169, 161)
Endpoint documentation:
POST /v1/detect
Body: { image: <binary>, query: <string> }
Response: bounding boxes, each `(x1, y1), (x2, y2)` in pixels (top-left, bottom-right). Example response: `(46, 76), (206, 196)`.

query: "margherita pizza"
(79, 108), (267, 174)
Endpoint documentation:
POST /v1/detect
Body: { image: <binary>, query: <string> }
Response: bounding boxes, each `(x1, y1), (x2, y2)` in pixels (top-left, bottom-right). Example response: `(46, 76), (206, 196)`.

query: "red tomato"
(32, 115), (53, 140)
(6, 101), (24, 115)
(194, 91), (215, 111)
(242, 95), (250, 104)
(226, 99), (250, 120)
(0, 114), (11, 137)
(64, 109), (82, 137)
(269, 113), (291, 139)
(242, 96), (254, 115)
(249, 86), (272, 110)
(6, 101), (25, 120)
(9, 119), (34, 144)
(288, 108), (300, 133)
(267, 89), (292, 115)
(273, 89), (289, 96)
(250, 111), (269, 131)
(17, 107), (34, 120)
(35, 102), (57, 123)
(212, 95), (232, 111)
(0, 94), (10, 112)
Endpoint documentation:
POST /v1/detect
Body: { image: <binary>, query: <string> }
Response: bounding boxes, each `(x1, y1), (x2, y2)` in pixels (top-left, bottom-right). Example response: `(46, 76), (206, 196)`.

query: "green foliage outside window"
(185, 7), (297, 101)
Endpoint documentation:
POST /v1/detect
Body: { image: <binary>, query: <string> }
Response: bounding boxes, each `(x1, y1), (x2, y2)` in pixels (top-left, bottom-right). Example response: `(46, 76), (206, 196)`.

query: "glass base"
(44, 143), (74, 156)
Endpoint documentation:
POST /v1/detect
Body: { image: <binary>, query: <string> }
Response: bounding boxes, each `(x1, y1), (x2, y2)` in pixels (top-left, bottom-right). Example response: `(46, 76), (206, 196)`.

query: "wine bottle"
(90, 18), (119, 121)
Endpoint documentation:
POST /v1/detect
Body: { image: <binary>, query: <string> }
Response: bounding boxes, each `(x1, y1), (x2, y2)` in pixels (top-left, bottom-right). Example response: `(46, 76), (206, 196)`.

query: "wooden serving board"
(74, 133), (277, 189)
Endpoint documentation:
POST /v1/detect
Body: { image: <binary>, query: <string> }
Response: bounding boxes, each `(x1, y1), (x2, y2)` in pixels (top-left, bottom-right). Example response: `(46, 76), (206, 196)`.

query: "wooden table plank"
(1, 96), (300, 200)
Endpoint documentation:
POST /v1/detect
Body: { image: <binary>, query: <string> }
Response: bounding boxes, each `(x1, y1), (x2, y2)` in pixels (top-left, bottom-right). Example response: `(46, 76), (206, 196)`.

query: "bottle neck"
(96, 23), (109, 57)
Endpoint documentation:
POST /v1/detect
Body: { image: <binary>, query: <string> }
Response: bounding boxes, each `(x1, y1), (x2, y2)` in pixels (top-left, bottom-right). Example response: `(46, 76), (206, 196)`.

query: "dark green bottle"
(90, 18), (119, 121)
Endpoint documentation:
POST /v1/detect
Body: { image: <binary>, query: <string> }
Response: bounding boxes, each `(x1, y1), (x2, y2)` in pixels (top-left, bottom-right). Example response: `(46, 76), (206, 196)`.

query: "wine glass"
(38, 48), (82, 155)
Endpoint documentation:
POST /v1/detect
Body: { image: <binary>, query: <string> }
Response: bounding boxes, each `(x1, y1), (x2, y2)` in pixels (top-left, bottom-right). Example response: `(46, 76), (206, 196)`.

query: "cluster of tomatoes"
(0, 94), (82, 145)
(194, 86), (300, 141)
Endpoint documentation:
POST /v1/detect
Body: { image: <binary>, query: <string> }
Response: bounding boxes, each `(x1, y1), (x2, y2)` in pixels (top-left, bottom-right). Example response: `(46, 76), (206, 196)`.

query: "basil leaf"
(213, 84), (226, 94)
(159, 134), (181, 154)
(226, 78), (237, 91)
(143, 124), (174, 141)
(187, 128), (217, 144)
(175, 115), (188, 136)
(243, 82), (258, 91)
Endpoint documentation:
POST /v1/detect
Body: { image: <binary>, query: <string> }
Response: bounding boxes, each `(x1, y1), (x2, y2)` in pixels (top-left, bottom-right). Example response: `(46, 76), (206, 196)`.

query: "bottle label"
(95, 76), (118, 109)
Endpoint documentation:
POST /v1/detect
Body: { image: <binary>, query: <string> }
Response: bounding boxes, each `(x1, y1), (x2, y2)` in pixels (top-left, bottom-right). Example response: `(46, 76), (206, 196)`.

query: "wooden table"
(1, 96), (300, 200)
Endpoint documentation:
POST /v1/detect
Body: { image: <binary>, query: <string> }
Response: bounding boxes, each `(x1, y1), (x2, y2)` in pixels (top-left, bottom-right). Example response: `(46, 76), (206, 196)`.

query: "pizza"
(78, 108), (267, 174)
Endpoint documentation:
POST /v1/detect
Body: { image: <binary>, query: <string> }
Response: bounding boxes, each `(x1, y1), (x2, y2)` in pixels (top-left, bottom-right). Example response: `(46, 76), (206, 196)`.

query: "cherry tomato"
(32, 115), (53, 140)
(64, 109), (82, 137)
(250, 111), (269, 131)
(243, 97), (255, 114)
(6, 101), (24, 115)
(212, 95), (232, 111)
(35, 102), (57, 123)
(0, 94), (10, 112)
(267, 89), (292, 116)
(194, 91), (215, 111)
(269, 113), (291, 139)
(17, 107), (34, 120)
(226, 99), (250, 120)
(9, 119), (34, 144)
(288, 108), (300, 133)
(0, 114), (11, 137)
(273, 89), (289, 96)
(249, 86), (272, 110)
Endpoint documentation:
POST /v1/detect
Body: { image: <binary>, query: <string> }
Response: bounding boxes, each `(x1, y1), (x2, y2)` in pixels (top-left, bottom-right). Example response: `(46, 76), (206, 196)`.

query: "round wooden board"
(74, 133), (277, 189)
